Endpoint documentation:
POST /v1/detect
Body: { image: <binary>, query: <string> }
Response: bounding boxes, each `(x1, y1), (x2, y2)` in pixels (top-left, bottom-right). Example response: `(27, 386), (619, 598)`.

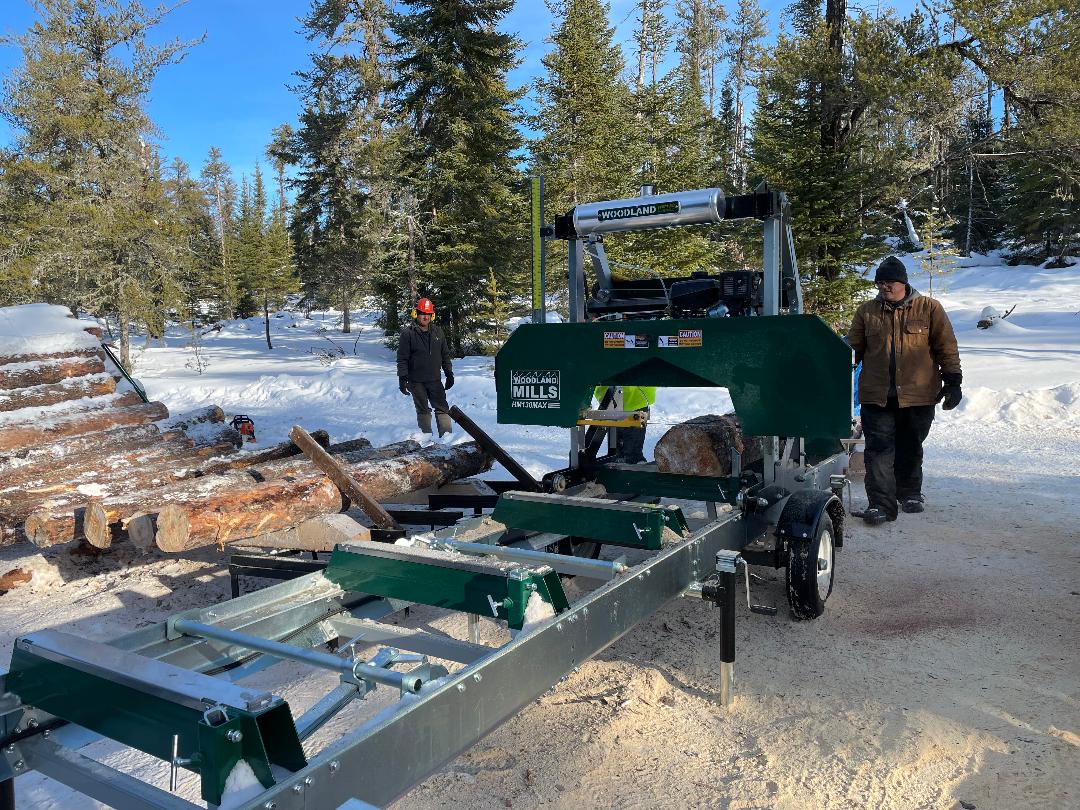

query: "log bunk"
(0, 306), (495, 586)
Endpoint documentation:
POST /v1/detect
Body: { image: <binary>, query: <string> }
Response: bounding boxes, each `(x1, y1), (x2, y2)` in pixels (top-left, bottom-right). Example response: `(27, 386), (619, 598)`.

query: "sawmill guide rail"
(0, 184), (855, 808)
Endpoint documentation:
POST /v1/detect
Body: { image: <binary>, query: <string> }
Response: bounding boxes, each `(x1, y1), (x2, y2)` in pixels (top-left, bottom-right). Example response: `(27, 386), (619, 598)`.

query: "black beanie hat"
(874, 256), (908, 284)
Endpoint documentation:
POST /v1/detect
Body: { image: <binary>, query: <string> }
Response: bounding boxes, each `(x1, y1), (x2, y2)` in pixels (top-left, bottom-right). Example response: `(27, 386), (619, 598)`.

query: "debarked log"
(0, 397), (166, 453)
(153, 441), (493, 553)
(653, 413), (763, 477)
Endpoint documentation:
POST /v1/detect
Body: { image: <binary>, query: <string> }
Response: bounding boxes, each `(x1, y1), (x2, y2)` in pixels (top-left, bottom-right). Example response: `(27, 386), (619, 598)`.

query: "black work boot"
(901, 495), (925, 514)
(856, 507), (895, 525)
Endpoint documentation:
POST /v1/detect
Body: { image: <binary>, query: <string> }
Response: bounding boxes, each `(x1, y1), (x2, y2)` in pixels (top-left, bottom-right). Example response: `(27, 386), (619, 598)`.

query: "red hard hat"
(416, 298), (435, 314)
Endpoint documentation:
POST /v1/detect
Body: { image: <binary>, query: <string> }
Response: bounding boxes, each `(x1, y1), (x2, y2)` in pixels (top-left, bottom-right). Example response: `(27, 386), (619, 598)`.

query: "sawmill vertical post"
(568, 234), (587, 469)
(531, 176), (547, 325)
(762, 209), (782, 480)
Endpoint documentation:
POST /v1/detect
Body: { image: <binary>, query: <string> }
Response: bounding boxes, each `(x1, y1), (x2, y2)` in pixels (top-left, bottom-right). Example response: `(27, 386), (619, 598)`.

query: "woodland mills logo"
(510, 370), (560, 409)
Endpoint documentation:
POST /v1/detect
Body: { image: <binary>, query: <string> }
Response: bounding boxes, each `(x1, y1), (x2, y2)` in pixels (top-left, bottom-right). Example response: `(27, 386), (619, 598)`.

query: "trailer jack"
(685, 551), (777, 706)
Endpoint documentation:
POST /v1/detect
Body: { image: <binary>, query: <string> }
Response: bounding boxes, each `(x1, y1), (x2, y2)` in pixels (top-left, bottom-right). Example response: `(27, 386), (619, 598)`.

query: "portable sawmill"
(0, 184), (855, 809)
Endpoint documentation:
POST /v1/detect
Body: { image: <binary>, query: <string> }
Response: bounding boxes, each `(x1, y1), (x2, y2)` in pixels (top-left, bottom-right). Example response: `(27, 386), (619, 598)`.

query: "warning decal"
(603, 331), (650, 349)
(659, 329), (703, 348)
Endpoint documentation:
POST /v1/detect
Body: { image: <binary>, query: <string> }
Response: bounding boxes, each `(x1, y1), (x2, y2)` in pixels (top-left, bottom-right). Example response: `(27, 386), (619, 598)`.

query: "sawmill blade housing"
(0, 185), (859, 810)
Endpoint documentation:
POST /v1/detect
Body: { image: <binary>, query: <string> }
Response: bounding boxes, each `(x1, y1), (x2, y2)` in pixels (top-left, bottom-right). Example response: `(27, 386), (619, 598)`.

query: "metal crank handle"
(742, 560), (777, 616)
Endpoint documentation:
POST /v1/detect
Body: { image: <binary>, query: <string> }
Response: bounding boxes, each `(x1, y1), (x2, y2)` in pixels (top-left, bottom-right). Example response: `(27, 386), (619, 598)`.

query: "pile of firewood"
(0, 316), (494, 557)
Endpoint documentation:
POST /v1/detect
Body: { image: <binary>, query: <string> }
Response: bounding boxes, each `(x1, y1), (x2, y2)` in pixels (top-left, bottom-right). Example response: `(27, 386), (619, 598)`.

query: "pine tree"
(0, 0), (199, 368)
(235, 169), (268, 319)
(392, 0), (525, 354)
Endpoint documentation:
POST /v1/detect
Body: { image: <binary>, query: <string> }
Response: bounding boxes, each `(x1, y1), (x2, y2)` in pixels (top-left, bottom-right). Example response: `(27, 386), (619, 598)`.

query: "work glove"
(398, 377), (410, 396)
(936, 373), (962, 410)
(445, 372), (455, 390)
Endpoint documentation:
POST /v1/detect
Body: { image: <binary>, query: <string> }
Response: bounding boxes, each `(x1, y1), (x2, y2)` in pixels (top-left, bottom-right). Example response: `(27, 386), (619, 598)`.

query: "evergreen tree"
(944, 0), (1080, 262)
(675, 0), (726, 112)
(235, 169), (268, 319)
(533, 0), (637, 212)
(163, 156), (220, 325)
(288, 0), (397, 334)
(750, 6), (964, 323)
(0, 0), (198, 368)
(723, 0), (767, 190)
(392, 0), (525, 354)
(199, 146), (240, 320)
(944, 108), (1006, 255)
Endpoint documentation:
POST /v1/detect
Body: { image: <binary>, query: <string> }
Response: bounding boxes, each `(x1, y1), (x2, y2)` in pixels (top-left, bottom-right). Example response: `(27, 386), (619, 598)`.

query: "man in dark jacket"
(397, 297), (455, 437)
(847, 257), (962, 525)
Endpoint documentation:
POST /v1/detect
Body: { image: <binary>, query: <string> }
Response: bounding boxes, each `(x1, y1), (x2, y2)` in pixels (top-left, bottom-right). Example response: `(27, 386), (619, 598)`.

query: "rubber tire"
(786, 513), (835, 620)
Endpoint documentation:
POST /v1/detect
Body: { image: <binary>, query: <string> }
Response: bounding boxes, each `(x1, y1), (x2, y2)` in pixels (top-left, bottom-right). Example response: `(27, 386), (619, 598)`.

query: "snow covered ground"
(3, 252), (1079, 809)
(118, 253), (1080, 497)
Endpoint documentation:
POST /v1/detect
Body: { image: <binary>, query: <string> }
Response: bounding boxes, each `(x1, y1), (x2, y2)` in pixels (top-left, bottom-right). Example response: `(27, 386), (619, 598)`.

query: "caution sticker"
(603, 331), (650, 349)
(659, 329), (702, 348)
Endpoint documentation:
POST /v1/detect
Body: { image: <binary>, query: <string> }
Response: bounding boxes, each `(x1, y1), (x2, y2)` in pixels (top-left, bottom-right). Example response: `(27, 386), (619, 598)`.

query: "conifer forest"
(0, 0), (1077, 367)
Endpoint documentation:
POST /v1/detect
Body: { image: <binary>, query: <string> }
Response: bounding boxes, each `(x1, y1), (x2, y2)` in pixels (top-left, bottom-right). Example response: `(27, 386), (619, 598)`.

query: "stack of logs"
(1, 322), (493, 557)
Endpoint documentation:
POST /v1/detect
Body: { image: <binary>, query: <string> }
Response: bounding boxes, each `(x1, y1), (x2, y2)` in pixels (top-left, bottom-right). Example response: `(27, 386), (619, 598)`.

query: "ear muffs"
(410, 309), (435, 320)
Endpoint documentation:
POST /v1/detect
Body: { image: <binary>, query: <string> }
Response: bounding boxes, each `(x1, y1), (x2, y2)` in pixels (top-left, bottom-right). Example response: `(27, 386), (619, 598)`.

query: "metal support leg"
(718, 568), (736, 707)
(468, 614), (481, 645)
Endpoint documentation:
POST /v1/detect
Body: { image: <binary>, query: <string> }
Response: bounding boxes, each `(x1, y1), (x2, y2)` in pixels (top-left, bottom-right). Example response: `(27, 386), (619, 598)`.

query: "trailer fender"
(775, 489), (844, 550)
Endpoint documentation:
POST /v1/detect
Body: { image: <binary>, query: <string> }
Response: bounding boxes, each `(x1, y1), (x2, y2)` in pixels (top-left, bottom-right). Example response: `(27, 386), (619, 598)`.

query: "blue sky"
(0, 1), (911, 183)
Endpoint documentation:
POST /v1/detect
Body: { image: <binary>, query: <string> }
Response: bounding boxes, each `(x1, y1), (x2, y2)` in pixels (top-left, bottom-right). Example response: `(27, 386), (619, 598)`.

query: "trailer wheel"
(786, 513), (835, 620)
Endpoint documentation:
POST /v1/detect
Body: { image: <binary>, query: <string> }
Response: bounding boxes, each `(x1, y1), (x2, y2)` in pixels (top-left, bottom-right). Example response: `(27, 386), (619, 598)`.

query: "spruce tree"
(723, 0), (766, 190)
(392, 0), (525, 354)
(750, 5), (964, 322)
(532, 0), (637, 212)
(289, 0), (397, 334)
(0, 0), (199, 368)
(199, 146), (240, 320)
(164, 156), (220, 325)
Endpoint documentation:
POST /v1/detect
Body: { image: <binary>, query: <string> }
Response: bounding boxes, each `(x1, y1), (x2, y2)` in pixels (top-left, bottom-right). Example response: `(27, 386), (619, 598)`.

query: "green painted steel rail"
(491, 492), (688, 551)
(323, 544), (569, 630)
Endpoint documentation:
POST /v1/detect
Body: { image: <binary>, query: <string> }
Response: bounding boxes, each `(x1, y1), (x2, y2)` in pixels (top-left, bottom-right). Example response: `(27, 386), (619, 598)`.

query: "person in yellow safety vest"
(593, 386), (657, 464)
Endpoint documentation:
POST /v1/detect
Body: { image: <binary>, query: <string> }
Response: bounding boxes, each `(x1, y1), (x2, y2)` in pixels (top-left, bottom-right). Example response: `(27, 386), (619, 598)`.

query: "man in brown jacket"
(847, 257), (963, 525)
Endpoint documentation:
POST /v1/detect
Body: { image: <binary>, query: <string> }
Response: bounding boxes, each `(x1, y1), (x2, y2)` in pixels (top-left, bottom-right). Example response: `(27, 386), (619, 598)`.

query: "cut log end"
(83, 500), (112, 549)
(155, 503), (191, 553)
(654, 413), (762, 477)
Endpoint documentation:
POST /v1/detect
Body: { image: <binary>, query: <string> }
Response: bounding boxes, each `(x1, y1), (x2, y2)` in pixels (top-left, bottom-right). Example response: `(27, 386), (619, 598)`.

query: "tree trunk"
(22, 440), (419, 549)
(0, 396), (162, 453)
(0, 435), (195, 496)
(407, 213), (418, 302)
(0, 355), (107, 390)
(342, 287), (351, 334)
(0, 347), (104, 365)
(0, 423), (170, 475)
(119, 310), (131, 373)
(154, 441), (493, 552)
(162, 405), (224, 433)
(192, 430), (333, 476)
(0, 374), (116, 414)
(965, 158), (975, 257)
(264, 294), (273, 350)
(654, 414), (763, 477)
